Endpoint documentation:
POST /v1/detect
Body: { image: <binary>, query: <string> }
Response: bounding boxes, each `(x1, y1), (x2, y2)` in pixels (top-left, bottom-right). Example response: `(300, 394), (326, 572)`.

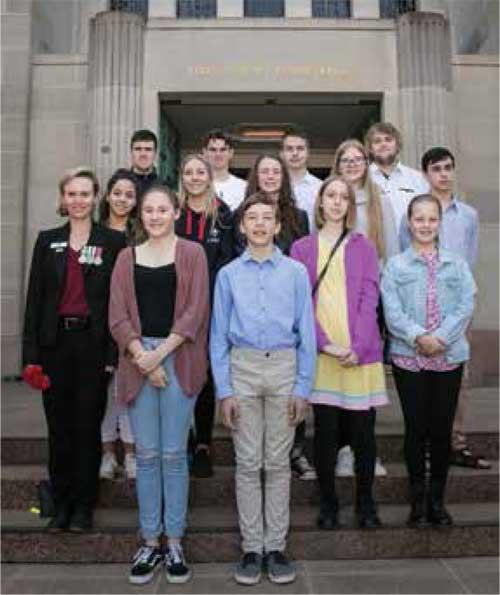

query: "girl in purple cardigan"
(290, 175), (388, 531)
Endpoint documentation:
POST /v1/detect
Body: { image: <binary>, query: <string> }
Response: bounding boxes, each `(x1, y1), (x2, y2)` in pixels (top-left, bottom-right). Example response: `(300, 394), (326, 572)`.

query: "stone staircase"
(1, 382), (499, 563)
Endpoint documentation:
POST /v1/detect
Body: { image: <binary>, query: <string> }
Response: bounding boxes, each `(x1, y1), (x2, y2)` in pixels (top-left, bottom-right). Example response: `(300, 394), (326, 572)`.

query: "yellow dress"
(311, 237), (388, 410)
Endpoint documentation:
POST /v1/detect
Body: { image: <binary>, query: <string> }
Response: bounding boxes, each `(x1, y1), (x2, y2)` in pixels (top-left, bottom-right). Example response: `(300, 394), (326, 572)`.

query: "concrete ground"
(2, 558), (499, 594)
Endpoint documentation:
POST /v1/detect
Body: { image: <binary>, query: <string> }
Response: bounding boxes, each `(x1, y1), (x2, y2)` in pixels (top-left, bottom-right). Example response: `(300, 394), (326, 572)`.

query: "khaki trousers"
(230, 348), (296, 554)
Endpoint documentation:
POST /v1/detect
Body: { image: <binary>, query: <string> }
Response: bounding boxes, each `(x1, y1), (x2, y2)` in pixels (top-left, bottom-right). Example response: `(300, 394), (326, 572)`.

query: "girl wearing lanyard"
(290, 175), (388, 530)
(22, 167), (126, 532)
(109, 184), (209, 584)
(98, 169), (139, 481)
(176, 154), (234, 478)
(381, 194), (475, 527)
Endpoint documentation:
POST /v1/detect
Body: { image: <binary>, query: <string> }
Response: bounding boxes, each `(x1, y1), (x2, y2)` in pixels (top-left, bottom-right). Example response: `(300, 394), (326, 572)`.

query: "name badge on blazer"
(50, 241), (67, 253)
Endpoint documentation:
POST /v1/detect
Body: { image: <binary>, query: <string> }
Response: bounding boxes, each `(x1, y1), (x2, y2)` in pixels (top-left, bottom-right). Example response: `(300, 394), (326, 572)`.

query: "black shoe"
(69, 509), (93, 533)
(427, 501), (453, 526)
(165, 544), (191, 584)
(129, 545), (163, 585)
(46, 507), (71, 533)
(407, 502), (428, 528)
(317, 508), (338, 530)
(357, 509), (382, 529)
(192, 448), (213, 478)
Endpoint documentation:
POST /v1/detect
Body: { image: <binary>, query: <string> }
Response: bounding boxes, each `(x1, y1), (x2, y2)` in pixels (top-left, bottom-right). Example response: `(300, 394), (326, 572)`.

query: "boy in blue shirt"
(210, 192), (316, 586)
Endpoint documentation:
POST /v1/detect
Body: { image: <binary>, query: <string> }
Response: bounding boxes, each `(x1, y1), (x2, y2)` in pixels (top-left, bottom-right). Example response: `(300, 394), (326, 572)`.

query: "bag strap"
(312, 229), (348, 297)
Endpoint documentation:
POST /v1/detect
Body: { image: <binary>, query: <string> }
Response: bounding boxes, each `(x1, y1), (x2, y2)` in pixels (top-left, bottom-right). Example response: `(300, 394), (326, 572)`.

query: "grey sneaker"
(234, 552), (263, 585)
(266, 551), (296, 584)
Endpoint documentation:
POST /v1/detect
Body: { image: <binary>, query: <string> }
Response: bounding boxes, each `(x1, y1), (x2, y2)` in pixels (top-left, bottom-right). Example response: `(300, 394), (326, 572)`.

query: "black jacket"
(175, 200), (234, 299)
(23, 222), (126, 367)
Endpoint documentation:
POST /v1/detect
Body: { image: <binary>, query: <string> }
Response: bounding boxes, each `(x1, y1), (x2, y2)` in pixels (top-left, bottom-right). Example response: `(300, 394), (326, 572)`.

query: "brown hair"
(245, 152), (301, 238)
(407, 193), (443, 220)
(364, 122), (403, 156)
(314, 175), (356, 231)
(238, 191), (281, 222)
(331, 139), (385, 259)
(57, 166), (99, 217)
(134, 183), (180, 243)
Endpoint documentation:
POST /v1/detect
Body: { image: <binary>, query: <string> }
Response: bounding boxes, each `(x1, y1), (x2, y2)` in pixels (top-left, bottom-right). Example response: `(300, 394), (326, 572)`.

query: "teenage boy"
(399, 147), (489, 470)
(130, 129), (159, 196)
(366, 122), (429, 232)
(281, 127), (321, 231)
(202, 128), (247, 211)
(210, 192), (316, 586)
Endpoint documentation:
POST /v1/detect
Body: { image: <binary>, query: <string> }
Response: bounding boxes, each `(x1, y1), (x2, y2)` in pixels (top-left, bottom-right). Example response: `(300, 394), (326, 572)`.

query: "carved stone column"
(396, 11), (454, 167)
(87, 11), (145, 186)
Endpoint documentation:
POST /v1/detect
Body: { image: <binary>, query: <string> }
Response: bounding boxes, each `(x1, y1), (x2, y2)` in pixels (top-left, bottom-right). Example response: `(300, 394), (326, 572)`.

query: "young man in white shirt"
(202, 129), (247, 211)
(280, 127), (322, 231)
(365, 122), (429, 233)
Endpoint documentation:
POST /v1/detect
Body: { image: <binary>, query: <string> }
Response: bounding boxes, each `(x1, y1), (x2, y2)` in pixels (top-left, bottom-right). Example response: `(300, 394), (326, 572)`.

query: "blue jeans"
(128, 338), (196, 540)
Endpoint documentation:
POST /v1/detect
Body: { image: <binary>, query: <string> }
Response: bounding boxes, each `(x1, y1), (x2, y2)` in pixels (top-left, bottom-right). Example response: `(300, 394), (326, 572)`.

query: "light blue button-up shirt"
(399, 195), (479, 269)
(210, 247), (316, 400)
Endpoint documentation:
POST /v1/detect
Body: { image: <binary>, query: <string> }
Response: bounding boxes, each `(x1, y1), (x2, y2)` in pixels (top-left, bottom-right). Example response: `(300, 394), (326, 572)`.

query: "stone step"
(2, 463), (498, 510)
(2, 503), (498, 563)
(2, 431), (499, 466)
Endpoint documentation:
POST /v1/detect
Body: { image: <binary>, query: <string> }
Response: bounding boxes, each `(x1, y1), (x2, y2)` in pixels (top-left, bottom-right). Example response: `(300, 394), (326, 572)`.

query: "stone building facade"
(1, 0), (498, 382)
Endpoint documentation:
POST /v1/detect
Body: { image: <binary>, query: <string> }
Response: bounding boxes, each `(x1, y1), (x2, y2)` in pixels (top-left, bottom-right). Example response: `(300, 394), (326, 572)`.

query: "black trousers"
(313, 404), (376, 512)
(194, 369), (215, 447)
(392, 364), (463, 494)
(40, 327), (108, 512)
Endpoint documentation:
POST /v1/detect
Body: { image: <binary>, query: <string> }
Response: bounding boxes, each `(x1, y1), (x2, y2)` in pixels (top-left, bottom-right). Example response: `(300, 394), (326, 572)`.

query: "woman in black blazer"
(23, 167), (126, 532)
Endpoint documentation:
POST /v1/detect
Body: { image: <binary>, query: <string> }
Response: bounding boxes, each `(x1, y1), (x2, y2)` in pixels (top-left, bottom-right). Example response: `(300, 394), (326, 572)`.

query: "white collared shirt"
(369, 161), (429, 230)
(292, 170), (322, 231)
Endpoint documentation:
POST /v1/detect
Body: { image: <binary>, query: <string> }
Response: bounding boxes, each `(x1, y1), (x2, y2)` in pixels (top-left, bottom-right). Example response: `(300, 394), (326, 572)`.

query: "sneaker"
(99, 452), (118, 480)
(234, 552), (263, 585)
(192, 447), (213, 478)
(266, 551), (296, 584)
(291, 454), (317, 481)
(124, 453), (136, 480)
(335, 446), (354, 477)
(165, 543), (191, 584)
(374, 458), (387, 477)
(129, 545), (163, 585)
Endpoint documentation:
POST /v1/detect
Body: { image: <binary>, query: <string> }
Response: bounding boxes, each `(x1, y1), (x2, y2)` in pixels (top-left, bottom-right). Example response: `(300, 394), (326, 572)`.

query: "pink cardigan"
(109, 238), (210, 404)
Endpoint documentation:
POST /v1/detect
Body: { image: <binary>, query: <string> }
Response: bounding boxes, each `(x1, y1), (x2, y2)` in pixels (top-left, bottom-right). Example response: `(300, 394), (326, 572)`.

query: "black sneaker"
(165, 544), (191, 584)
(68, 509), (92, 533)
(192, 448), (214, 478)
(129, 545), (163, 585)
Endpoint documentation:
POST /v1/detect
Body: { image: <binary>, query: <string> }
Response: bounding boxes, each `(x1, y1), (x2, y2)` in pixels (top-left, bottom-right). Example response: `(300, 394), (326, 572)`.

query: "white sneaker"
(99, 452), (118, 480)
(125, 453), (137, 480)
(335, 446), (354, 477)
(374, 458), (387, 477)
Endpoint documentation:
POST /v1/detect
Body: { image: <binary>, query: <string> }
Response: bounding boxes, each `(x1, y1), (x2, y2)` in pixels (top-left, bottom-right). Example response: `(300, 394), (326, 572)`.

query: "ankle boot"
(316, 496), (338, 530)
(407, 482), (428, 528)
(427, 480), (453, 526)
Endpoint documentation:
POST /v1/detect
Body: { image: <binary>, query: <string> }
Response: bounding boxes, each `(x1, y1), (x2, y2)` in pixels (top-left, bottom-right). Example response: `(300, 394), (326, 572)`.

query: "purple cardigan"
(290, 232), (382, 365)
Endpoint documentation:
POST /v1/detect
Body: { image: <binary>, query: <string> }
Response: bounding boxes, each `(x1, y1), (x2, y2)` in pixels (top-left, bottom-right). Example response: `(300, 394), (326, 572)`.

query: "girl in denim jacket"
(381, 194), (475, 528)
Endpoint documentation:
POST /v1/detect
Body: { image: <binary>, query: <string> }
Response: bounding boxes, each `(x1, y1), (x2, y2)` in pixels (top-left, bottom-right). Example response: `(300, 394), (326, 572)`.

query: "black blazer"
(23, 222), (126, 368)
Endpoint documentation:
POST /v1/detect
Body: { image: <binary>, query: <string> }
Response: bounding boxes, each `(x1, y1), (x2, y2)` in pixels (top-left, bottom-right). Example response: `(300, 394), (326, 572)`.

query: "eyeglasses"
(339, 157), (366, 166)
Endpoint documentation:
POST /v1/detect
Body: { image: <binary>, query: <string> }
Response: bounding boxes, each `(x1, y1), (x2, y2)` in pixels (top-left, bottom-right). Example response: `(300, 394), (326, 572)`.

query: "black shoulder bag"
(311, 229), (348, 297)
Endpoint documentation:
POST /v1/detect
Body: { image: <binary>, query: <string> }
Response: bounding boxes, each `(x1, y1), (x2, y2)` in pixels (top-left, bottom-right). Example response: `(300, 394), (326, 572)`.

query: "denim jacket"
(381, 247), (476, 364)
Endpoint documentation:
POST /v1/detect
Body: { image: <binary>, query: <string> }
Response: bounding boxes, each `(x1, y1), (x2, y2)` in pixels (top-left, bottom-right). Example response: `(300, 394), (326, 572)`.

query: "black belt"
(59, 316), (90, 331)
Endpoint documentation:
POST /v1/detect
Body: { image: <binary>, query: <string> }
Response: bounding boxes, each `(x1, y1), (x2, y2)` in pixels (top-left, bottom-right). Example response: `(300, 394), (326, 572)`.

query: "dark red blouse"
(57, 247), (89, 317)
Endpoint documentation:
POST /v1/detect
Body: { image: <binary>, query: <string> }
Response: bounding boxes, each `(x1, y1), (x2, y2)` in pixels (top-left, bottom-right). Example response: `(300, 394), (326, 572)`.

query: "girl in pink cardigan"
(109, 184), (209, 586)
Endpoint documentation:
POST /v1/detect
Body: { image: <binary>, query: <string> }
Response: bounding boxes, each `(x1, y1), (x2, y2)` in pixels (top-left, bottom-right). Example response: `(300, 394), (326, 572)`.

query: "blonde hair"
(178, 153), (219, 229)
(314, 175), (357, 231)
(57, 166), (99, 217)
(331, 139), (385, 259)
